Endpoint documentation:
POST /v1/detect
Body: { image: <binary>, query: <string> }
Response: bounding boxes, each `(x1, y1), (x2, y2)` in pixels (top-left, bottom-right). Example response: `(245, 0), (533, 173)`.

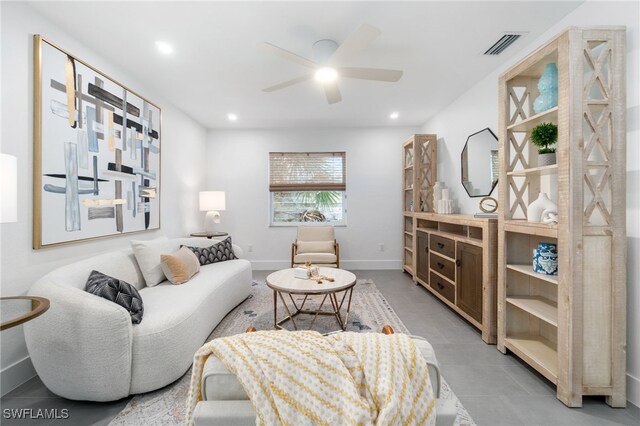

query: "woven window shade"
(269, 152), (346, 192)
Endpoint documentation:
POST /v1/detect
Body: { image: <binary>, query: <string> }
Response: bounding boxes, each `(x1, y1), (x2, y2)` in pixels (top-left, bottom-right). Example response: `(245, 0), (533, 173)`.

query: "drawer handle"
(437, 242), (445, 249)
(456, 259), (461, 267)
(437, 262), (445, 269)
(425, 246), (429, 253)
(437, 282), (444, 290)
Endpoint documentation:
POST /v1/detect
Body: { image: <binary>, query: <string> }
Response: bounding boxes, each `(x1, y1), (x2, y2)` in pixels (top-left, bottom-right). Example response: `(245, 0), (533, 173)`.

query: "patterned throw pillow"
(85, 270), (144, 324)
(183, 237), (238, 266)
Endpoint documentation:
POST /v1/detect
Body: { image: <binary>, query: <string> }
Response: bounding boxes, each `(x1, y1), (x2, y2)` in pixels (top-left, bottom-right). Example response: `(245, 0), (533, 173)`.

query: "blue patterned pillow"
(85, 270), (144, 324)
(183, 237), (238, 266)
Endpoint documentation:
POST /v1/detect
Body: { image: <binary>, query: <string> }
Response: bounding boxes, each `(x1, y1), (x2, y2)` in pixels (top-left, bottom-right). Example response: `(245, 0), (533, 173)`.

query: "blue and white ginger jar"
(533, 242), (558, 275)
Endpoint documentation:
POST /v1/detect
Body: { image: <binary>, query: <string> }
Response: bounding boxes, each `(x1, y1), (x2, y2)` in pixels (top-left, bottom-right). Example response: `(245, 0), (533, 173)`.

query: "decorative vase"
(533, 242), (558, 275)
(533, 63), (558, 114)
(527, 192), (557, 223)
(538, 152), (556, 166)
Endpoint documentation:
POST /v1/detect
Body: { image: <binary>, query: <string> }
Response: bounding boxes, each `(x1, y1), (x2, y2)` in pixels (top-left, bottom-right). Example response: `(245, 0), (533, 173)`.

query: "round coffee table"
(266, 267), (356, 331)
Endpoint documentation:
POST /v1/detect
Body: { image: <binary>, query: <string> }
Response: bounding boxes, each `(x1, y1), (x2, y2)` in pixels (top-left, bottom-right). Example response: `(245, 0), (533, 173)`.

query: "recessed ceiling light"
(390, 112), (399, 119)
(155, 41), (173, 55)
(315, 67), (338, 82)
(227, 113), (238, 122)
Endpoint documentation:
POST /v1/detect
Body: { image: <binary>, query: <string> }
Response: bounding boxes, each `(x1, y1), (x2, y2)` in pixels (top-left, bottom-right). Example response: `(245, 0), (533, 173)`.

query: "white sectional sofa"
(24, 237), (252, 401)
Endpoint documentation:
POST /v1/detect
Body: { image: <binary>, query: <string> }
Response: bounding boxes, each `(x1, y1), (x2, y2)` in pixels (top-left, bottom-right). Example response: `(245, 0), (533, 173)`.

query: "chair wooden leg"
(382, 325), (395, 335)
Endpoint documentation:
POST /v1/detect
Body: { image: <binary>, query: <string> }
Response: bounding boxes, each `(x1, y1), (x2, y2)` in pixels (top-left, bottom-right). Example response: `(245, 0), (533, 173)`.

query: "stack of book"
(294, 265), (319, 279)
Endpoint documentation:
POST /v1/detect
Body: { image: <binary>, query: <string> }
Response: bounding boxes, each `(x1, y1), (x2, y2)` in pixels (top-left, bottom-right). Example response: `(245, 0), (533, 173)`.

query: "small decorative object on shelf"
(433, 181), (456, 214)
(479, 196), (498, 213)
(542, 210), (558, 224)
(533, 62), (558, 113)
(533, 242), (558, 275)
(527, 192), (557, 223)
(530, 122), (558, 166)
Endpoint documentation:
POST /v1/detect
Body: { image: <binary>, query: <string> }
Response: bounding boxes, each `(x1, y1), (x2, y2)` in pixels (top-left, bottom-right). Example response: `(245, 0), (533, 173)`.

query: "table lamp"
(199, 191), (225, 233)
(1, 153), (17, 223)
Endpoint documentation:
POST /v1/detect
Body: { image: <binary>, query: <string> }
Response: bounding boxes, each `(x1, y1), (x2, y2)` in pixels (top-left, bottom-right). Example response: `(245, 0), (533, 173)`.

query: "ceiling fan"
(259, 24), (403, 104)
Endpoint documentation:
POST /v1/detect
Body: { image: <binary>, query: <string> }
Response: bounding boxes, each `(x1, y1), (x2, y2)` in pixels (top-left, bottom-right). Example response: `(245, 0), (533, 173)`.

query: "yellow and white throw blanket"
(185, 330), (436, 426)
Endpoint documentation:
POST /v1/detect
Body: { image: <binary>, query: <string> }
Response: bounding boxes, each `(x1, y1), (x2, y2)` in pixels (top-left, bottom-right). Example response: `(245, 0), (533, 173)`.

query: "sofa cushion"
(161, 247), (200, 285)
(85, 270), (144, 324)
(296, 241), (335, 254)
(131, 236), (171, 287)
(184, 237), (238, 266)
(293, 253), (338, 265)
(201, 335), (441, 401)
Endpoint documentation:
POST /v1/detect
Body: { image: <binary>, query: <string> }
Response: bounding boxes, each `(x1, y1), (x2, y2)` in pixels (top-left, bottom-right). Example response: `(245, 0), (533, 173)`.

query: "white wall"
(421, 1), (639, 406)
(0, 2), (209, 395)
(206, 127), (418, 270)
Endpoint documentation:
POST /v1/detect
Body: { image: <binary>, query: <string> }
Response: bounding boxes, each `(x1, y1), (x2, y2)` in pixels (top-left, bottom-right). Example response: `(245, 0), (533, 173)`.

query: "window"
(269, 152), (346, 225)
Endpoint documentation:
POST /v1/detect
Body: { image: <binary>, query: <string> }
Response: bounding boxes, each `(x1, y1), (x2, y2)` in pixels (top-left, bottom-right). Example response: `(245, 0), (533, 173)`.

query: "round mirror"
(461, 128), (499, 197)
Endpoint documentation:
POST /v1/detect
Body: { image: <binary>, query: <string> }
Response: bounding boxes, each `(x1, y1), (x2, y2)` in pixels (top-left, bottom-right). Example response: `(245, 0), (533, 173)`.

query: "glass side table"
(1, 296), (50, 331)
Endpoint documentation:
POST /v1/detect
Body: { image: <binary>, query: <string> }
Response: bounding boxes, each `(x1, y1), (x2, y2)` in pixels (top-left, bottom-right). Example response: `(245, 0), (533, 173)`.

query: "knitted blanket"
(185, 330), (436, 426)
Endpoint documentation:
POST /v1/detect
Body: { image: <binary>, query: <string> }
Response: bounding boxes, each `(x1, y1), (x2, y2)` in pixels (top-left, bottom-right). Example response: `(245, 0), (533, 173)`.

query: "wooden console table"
(409, 213), (497, 344)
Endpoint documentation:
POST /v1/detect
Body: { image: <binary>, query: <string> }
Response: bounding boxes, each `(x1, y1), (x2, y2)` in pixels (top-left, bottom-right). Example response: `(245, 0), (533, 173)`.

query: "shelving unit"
(402, 134), (437, 275)
(497, 27), (626, 407)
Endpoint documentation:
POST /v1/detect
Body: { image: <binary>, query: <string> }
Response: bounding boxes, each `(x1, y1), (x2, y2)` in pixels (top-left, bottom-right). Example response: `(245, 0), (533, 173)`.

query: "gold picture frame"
(33, 35), (162, 249)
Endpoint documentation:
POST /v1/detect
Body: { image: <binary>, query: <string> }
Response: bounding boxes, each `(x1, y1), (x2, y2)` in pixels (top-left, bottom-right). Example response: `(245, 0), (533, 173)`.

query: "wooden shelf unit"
(414, 213), (498, 344)
(402, 134), (437, 275)
(497, 27), (627, 407)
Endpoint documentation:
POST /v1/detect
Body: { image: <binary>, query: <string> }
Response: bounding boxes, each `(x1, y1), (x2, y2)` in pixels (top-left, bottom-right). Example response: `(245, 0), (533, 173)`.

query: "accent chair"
(291, 225), (340, 268)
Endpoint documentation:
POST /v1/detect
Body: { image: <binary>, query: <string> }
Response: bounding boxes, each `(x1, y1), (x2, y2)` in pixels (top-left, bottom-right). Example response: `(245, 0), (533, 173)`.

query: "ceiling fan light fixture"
(155, 41), (173, 55)
(315, 67), (338, 83)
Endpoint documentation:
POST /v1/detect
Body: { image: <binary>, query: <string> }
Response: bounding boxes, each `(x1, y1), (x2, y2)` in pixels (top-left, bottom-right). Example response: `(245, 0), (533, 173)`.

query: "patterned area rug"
(109, 279), (475, 425)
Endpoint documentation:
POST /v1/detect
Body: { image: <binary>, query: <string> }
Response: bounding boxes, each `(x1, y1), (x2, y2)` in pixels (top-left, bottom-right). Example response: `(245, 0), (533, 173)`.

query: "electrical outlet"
(247, 244), (253, 253)
(379, 243), (385, 252)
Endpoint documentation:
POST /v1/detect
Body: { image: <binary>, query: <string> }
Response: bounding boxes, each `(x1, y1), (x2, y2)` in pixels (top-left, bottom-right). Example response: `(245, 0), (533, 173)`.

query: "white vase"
(527, 193), (557, 223)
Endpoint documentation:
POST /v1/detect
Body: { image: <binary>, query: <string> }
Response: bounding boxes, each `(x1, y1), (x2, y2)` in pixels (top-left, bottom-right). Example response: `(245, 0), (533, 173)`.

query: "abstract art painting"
(33, 36), (161, 249)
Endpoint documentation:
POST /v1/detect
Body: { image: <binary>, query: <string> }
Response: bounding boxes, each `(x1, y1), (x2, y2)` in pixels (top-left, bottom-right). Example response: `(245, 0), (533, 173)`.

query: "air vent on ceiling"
(484, 33), (522, 55)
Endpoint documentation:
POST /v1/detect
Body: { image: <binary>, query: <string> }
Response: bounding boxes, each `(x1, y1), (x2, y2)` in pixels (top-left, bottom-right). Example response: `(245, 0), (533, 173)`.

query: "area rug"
(109, 279), (476, 425)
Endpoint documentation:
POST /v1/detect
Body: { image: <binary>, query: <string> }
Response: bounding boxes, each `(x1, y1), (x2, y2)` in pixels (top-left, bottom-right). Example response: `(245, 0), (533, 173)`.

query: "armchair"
(290, 225), (340, 268)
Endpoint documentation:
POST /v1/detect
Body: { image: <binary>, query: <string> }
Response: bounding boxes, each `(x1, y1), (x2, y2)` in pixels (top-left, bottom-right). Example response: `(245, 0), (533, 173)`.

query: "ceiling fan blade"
(324, 81), (342, 104)
(338, 67), (403, 82)
(258, 42), (319, 69)
(262, 74), (313, 92)
(328, 24), (381, 65)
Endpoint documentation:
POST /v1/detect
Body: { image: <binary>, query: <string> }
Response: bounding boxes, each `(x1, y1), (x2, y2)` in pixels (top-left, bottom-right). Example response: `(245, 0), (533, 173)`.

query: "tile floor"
(1, 269), (638, 425)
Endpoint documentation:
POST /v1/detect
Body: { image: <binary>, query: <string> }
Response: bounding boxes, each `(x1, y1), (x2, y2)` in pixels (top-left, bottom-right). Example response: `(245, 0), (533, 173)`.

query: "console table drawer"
(430, 235), (455, 258)
(430, 272), (455, 304)
(430, 253), (455, 281)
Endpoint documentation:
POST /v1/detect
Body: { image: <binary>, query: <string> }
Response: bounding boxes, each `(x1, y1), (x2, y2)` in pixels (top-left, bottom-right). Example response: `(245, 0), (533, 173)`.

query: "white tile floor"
(2, 269), (638, 425)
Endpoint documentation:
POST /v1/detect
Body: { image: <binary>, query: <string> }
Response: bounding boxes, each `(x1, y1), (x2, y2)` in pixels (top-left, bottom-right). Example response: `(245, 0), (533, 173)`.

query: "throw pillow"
(160, 247), (200, 285)
(296, 240), (335, 254)
(183, 237), (238, 266)
(85, 270), (144, 324)
(130, 236), (170, 286)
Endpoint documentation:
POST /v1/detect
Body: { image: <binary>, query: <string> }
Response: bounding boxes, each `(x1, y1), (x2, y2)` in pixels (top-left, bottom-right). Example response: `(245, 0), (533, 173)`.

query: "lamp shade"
(1, 153), (17, 223)
(199, 191), (225, 212)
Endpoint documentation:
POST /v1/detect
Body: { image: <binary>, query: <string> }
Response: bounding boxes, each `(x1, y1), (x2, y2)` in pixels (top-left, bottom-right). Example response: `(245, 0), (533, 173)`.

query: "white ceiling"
(28, 1), (582, 129)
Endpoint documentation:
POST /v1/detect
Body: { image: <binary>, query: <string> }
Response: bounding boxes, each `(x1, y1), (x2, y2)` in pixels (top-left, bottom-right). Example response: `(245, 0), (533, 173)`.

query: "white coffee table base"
(273, 287), (354, 331)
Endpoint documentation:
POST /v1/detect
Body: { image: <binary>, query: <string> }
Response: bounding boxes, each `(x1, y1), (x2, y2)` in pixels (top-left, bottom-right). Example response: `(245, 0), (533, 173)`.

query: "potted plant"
(530, 122), (557, 166)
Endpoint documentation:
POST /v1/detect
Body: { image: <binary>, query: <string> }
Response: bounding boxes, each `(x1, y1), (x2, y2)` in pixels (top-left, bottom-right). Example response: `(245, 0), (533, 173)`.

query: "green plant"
(295, 191), (341, 211)
(530, 122), (558, 154)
